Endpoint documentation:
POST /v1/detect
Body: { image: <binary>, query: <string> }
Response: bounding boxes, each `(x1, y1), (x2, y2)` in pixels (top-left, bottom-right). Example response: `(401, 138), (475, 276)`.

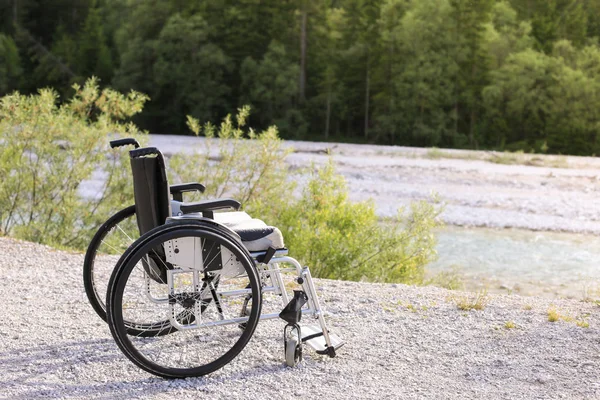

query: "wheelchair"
(84, 138), (343, 378)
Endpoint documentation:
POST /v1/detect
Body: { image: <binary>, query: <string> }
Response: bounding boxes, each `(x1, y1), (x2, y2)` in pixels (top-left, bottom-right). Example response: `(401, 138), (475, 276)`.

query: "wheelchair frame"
(158, 240), (335, 355)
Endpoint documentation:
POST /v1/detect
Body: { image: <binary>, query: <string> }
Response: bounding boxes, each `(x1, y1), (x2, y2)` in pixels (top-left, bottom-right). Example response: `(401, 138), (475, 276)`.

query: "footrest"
(301, 324), (344, 354)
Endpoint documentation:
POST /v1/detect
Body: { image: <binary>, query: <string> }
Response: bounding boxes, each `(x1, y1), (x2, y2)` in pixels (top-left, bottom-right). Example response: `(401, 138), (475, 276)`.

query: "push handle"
(110, 138), (140, 149)
(129, 146), (168, 182)
(129, 147), (161, 158)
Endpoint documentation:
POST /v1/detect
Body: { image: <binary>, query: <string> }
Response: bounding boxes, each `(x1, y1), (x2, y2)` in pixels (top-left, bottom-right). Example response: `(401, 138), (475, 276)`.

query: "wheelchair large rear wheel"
(83, 205), (138, 322)
(107, 221), (262, 378)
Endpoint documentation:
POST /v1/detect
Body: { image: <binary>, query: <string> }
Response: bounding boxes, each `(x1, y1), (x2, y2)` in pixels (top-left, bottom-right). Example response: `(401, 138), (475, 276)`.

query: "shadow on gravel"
(0, 339), (121, 396)
(5, 378), (181, 400)
(1, 337), (294, 399)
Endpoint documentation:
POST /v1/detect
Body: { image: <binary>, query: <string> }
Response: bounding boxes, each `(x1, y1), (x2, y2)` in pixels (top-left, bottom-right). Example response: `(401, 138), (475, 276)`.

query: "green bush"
(267, 163), (442, 283)
(0, 78), (147, 249)
(170, 110), (442, 283)
(0, 81), (441, 284)
(168, 106), (291, 207)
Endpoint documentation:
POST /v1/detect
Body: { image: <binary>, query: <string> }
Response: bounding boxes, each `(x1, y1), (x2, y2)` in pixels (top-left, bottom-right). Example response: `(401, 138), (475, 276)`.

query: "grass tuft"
(576, 320), (590, 328)
(504, 321), (516, 329)
(547, 307), (561, 322)
(454, 289), (489, 311)
(547, 307), (589, 327)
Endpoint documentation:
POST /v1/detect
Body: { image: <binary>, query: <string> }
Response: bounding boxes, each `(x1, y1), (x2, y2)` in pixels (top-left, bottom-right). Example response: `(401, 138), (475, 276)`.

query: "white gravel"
(2, 236), (600, 399)
(149, 135), (600, 234)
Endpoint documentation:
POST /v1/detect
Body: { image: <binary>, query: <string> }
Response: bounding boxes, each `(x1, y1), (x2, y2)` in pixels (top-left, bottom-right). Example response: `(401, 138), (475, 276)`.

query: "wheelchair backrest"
(129, 147), (171, 235)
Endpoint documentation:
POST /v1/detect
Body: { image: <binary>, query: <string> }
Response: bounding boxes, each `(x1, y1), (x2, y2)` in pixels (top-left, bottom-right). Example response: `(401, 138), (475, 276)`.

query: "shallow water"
(427, 226), (600, 299)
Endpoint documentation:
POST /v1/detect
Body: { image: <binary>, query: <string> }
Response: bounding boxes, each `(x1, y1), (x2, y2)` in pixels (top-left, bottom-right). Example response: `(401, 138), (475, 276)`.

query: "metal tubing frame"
(268, 262), (290, 304)
(145, 252), (333, 349)
(268, 256), (334, 350)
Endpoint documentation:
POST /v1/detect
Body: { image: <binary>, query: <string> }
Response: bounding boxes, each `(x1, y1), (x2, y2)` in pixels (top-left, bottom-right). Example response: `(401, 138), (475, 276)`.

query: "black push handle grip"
(129, 146), (167, 182)
(129, 147), (161, 158)
(110, 138), (140, 149)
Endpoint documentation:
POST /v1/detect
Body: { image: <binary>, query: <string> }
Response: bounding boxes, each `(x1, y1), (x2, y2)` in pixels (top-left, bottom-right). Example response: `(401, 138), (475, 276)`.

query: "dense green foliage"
(0, 78), (147, 249)
(0, 80), (441, 282)
(271, 164), (441, 282)
(3, 0), (600, 154)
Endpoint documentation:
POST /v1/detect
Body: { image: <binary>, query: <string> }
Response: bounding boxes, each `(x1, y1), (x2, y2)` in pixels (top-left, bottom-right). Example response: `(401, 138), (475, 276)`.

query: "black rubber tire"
(106, 220), (262, 378)
(285, 338), (301, 367)
(83, 205), (137, 323)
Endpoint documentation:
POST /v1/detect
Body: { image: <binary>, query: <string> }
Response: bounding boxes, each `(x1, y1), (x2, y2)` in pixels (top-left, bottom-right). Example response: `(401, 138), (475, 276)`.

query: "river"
(428, 226), (600, 299)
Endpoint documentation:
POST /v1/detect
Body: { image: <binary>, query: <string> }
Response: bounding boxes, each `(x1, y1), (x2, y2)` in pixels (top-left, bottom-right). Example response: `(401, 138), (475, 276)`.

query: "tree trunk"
(364, 51), (370, 139)
(325, 86), (331, 139)
(454, 103), (459, 141)
(12, 0), (17, 24)
(470, 108), (477, 149)
(299, 7), (307, 103)
(453, 2), (462, 145)
(388, 39), (395, 144)
(469, 63), (477, 147)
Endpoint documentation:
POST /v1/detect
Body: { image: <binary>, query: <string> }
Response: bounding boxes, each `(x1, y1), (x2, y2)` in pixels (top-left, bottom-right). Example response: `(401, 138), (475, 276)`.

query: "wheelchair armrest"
(170, 183), (206, 201)
(180, 198), (241, 219)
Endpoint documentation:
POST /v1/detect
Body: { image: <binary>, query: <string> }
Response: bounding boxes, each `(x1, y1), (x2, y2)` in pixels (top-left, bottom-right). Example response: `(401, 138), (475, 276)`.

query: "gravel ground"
(3, 236), (600, 399)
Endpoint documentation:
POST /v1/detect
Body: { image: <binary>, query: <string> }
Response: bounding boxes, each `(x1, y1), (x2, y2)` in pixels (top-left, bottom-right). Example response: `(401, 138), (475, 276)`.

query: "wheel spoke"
(108, 223), (262, 378)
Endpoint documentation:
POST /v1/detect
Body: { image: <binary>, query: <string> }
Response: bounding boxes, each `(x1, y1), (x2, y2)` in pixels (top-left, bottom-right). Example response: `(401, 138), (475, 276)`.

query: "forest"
(2, 0), (600, 155)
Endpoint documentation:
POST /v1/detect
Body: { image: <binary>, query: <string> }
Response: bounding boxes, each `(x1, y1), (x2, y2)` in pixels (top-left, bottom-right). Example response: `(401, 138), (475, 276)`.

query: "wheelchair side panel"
(164, 237), (245, 276)
(164, 237), (201, 270)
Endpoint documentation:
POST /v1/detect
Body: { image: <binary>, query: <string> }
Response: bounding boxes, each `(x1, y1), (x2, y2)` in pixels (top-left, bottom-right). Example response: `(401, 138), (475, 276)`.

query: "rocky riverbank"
(150, 135), (600, 234)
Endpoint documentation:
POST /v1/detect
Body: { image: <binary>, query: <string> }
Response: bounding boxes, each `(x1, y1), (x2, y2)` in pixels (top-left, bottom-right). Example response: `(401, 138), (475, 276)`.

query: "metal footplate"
(301, 324), (344, 356)
(279, 286), (343, 365)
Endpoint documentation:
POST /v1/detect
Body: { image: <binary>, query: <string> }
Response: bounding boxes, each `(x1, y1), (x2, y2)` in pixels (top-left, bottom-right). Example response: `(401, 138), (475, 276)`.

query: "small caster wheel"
(285, 337), (302, 367)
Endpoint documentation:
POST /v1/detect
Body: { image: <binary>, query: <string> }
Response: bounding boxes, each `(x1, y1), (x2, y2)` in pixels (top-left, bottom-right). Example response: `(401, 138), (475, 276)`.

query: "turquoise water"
(427, 227), (600, 299)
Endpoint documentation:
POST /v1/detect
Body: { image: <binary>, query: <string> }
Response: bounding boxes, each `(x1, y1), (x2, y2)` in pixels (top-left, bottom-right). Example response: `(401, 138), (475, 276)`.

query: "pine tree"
(373, 0), (410, 143)
(111, 0), (174, 129)
(510, 0), (588, 52)
(0, 33), (22, 95)
(32, 24), (78, 93)
(153, 13), (231, 133)
(311, 6), (346, 139)
(390, 0), (460, 146)
(78, 0), (113, 81)
(336, 0), (383, 140)
(450, 0), (494, 148)
(240, 41), (303, 137)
